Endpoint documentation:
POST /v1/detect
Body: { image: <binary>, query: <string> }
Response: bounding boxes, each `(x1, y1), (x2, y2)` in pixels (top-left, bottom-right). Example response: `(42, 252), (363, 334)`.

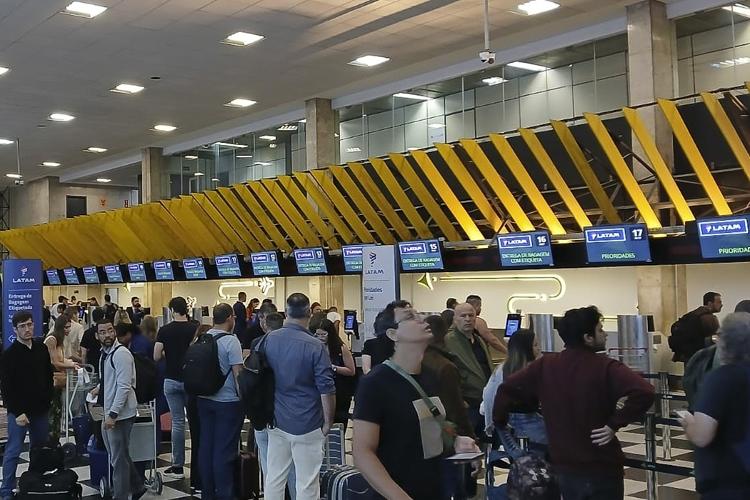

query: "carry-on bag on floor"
(321, 423), (345, 475)
(71, 415), (92, 456)
(16, 469), (82, 500)
(86, 436), (108, 489)
(321, 465), (372, 500)
(235, 431), (260, 499)
(29, 444), (65, 474)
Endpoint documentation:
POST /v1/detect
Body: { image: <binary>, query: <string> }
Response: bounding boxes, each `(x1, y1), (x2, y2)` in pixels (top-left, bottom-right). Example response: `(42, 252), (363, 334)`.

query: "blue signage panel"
(153, 261), (174, 281)
(127, 262), (147, 282)
(398, 239), (444, 271)
(63, 267), (79, 285)
(3, 259), (43, 349)
(584, 224), (651, 264)
(216, 254), (242, 278)
(46, 269), (61, 285)
(83, 266), (99, 284)
(250, 251), (280, 276)
(697, 214), (750, 259)
(104, 264), (123, 283)
(342, 245), (364, 273)
(183, 258), (207, 280)
(293, 248), (328, 274)
(497, 230), (554, 267)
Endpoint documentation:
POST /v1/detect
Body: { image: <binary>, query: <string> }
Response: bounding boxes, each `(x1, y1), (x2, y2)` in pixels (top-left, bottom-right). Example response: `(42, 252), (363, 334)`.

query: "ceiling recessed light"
(194, 172), (205, 176)
(518, 0), (559, 15)
(184, 155), (198, 160)
(6, 173), (22, 179)
(482, 77), (508, 85)
(346, 147), (362, 153)
(64, 2), (107, 18)
(236, 154), (253, 158)
(259, 135), (276, 141)
(269, 143), (277, 149)
(49, 113), (75, 122)
(225, 98), (256, 108)
(84, 147), (107, 153)
(213, 142), (248, 148)
(211, 178), (220, 182)
(393, 92), (432, 101)
(96, 178), (111, 183)
(723, 3), (750, 17)
(277, 124), (298, 131)
(223, 32), (264, 47)
(254, 162), (271, 166)
(0, 138), (13, 145)
(298, 119), (307, 124)
(349, 55), (390, 67)
(711, 57), (750, 68)
(110, 83), (144, 94)
(428, 123), (445, 129)
(42, 162), (61, 167)
(507, 61), (548, 72)
(153, 124), (176, 132)
(0, 67), (9, 76)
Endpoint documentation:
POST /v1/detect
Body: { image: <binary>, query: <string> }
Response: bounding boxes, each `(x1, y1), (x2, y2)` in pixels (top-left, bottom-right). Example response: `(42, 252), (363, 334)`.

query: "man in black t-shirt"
(232, 292), (248, 339)
(80, 307), (105, 370)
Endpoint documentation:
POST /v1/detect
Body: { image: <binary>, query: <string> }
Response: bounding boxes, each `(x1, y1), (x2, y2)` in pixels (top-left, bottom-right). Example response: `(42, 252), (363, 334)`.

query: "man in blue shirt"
(264, 293), (336, 500)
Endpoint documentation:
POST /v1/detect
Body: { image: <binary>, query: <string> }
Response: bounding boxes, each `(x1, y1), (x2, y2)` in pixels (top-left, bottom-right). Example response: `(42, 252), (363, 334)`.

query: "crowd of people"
(0, 290), (748, 500)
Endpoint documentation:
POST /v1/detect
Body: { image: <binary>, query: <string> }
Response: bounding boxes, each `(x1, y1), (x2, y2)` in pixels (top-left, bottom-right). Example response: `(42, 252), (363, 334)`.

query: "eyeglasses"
(15, 321), (33, 329)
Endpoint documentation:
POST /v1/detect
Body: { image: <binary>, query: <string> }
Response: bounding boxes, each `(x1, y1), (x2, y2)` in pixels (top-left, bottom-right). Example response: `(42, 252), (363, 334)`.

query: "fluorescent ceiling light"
(507, 61), (548, 72)
(711, 57), (750, 68)
(428, 123), (445, 129)
(269, 144), (277, 149)
(49, 113), (75, 122)
(298, 119), (307, 123)
(85, 147), (107, 153)
(64, 2), (107, 18)
(254, 162), (271, 166)
(96, 178), (111, 183)
(482, 77), (507, 85)
(6, 173), (22, 179)
(42, 162), (61, 167)
(225, 98), (256, 108)
(223, 32), (264, 47)
(213, 142), (248, 148)
(346, 147), (362, 153)
(0, 138), (13, 145)
(723, 3), (750, 18)
(154, 124), (176, 132)
(211, 178), (220, 182)
(184, 155), (198, 160)
(518, 0), (559, 15)
(0, 67), (9, 76)
(193, 172), (204, 176)
(393, 92), (431, 101)
(259, 135), (276, 141)
(277, 124), (298, 131)
(349, 55), (390, 67)
(111, 83), (144, 94)
(236, 155), (253, 158)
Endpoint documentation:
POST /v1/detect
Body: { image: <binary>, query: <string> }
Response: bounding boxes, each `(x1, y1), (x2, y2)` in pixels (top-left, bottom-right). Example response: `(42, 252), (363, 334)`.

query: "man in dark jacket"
(232, 292), (248, 339)
(671, 292), (722, 363)
(0, 310), (54, 500)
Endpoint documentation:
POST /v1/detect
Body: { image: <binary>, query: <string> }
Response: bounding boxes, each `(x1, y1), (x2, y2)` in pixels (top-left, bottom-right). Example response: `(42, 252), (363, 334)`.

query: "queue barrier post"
(644, 413), (659, 500)
(658, 372), (673, 461)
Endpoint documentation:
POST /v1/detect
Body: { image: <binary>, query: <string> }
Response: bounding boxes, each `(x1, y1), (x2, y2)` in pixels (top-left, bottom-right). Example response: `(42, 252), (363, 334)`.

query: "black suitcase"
(16, 469), (82, 500)
(321, 465), (372, 500)
(28, 445), (64, 474)
(235, 431), (260, 499)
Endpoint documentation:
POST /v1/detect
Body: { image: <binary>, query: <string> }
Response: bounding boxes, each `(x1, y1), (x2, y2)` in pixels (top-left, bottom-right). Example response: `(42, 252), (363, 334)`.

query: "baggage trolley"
(89, 402), (163, 498)
(63, 365), (98, 459)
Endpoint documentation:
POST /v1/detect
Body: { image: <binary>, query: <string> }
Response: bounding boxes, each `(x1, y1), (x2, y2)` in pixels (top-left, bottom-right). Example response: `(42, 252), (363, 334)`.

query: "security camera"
(480, 50), (496, 65)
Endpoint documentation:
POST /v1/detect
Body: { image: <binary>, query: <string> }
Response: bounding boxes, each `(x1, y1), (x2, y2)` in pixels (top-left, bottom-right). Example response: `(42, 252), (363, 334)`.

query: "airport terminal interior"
(1, 0), (750, 499)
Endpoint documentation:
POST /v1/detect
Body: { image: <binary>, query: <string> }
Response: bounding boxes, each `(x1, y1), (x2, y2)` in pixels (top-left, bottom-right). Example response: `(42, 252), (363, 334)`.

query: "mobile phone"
(672, 410), (690, 420)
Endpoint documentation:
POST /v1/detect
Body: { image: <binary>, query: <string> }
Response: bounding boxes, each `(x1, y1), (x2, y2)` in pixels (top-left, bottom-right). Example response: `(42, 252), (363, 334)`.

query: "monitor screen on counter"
(183, 258), (207, 280)
(250, 251), (280, 276)
(46, 269), (61, 285)
(293, 248), (328, 274)
(83, 266), (99, 284)
(342, 245), (364, 273)
(697, 214), (750, 260)
(153, 260), (174, 281)
(216, 254), (242, 278)
(104, 264), (123, 283)
(397, 239), (444, 271)
(584, 224), (651, 264)
(127, 262), (147, 282)
(63, 268), (79, 285)
(497, 230), (553, 267)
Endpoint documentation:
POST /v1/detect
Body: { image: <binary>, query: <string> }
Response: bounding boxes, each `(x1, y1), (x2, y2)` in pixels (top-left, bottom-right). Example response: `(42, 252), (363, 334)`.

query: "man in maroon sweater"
(494, 306), (655, 499)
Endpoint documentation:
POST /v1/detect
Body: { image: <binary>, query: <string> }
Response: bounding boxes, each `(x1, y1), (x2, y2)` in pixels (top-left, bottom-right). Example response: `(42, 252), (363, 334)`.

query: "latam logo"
(252, 253), (272, 263)
(154, 261), (169, 270)
(343, 246), (363, 258)
(399, 242), (427, 255)
(20, 267), (27, 277)
(84, 267), (97, 275)
(12, 277), (35, 284)
(294, 250), (315, 261)
(369, 252), (377, 265)
(498, 235), (532, 249)
(585, 227), (626, 243)
(215, 256), (233, 266)
(183, 260), (202, 269)
(698, 218), (749, 237)
(128, 263), (143, 271)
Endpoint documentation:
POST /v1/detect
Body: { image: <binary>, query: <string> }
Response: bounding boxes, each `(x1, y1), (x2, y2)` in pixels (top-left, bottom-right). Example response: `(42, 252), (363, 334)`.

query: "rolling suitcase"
(321, 423), (345, 475)
(321, 465), (371, 500)
(16, 468), (82, 500)
(29, 444), (65, 474)
(235, 433), (260, 499)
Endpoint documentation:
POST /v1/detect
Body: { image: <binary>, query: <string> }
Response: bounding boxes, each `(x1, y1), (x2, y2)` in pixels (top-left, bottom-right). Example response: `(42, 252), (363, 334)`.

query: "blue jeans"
(197, 399), (243, 500)
(163, 378), (187, 467)
(255, 429), (296, 499)
(1, 412), (49, 498)
(498, 412), (547, 460)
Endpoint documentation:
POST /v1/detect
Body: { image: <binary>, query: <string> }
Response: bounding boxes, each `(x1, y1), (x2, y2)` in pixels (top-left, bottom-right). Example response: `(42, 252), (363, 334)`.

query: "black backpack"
(669, 309), (711, 362)
(108, 346), (157, 404)
(238, 334), (275, 430)
(183, 332), (230, 396)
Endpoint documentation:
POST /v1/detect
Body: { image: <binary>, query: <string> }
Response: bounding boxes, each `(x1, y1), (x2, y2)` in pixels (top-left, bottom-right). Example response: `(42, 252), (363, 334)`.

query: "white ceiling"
(0, 0), (629, 184)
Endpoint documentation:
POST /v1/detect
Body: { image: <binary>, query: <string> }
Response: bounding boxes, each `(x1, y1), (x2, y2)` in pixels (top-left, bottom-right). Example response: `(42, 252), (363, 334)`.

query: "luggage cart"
(63, 365), (98, 459)
(90, 402), (163, 498)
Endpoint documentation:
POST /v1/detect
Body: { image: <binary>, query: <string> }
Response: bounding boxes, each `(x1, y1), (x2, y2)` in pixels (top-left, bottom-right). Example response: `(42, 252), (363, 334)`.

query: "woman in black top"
(313, 319), (355, 429)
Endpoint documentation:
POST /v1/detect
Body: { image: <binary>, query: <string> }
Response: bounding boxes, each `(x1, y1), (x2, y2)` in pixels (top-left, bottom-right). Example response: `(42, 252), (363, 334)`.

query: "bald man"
(444, 303), (496, 433)
(466, 295), (507, 355)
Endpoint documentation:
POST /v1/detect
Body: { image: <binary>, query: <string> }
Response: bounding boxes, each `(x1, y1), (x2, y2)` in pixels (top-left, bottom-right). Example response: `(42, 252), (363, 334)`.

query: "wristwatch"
(332, 365), (337, 373)
(108, 411), (118, 420)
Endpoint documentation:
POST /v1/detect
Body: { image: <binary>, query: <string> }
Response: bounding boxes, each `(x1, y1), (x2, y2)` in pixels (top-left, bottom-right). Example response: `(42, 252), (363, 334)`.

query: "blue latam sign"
(497, 230), (554, 267)
(698, 214), (750, 259)
(584, 224), (651, 264)
(397, 239), (443, 271)
(3, 259), (43, 349)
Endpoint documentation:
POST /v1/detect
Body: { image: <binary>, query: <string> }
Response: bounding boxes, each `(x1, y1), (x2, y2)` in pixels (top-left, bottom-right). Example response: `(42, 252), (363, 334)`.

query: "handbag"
(53, 371), (66, 389)
(383, 360), (457, 455)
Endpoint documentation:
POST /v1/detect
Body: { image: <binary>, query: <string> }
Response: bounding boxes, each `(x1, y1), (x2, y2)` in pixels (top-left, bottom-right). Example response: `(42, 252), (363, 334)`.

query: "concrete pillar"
(636, 264), (687, 334)
(304, 98), (336, 170)
(142, 147), (168, 202)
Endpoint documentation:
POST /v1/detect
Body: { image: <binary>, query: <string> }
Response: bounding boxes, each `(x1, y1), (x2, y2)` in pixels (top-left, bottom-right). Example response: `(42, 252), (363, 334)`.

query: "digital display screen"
(584, 224), (651, 264)
(62, 268), (79, 285)
(697, 214), (750, 259)
(46, 269), (61, 285)
(342, 245), (364, 273)
(505, 314), (522, 338)
(104, 264), (123, 283)
(127, 262), (147, 282)
(293, 248), (328, 274)
(153, 261), (174, 281)
(183, 258), (207, 280)
(344, 311), (356, 331)
(83, 266), (99, 284)
(497, 230), (553, 267)
(215, 254), (242, 278)
(250, 251), (280, 276)
(398, 239), (444, 271)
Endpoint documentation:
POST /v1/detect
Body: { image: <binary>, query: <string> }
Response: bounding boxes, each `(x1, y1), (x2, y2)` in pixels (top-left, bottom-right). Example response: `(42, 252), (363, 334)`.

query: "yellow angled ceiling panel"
(409, 149), (483, 241)
(293, 172), (354, 243)
(368, 158), (432, 239)
(160, 199), (216, 257)
(204, 190), (262, 252)
(277, 176), (340, 249)
(232, 184), (293, 253)
(435, 143), (503, 233)
(192, 192), (249, 253)
(128, 205), (181, 260)
(330, 165), (395, 244)
(388, 153), (461, 241)
(347, 162), (411, 242)
(700, 92), (750, 182)
(216, 187), (275, 251)
(460, 139), (535, 232)
(583, 113), (662, 228)
(260, 179), (322, 247)
(657, 99), (731, 215)
(309, 170), (374, 243)
(108, 210), (153, 261)
(87, 212), (139, 263)
(248, 182), (309, 249)
(178, 196), (233, 255)
(622, 107), (694, 223)
(39, 222), (85, 266)
(550, 121), (621, 224)
(147, 203), (203, 257)
(118, 209), (164, 259)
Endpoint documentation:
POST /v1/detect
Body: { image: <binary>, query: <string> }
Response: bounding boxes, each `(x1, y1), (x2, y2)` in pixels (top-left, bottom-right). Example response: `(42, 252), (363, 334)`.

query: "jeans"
(1, 412), (49, 499)
(266, 427), (325, 500)
(163, 378), (187, 467)
(197, 398), (244, 500)
(557, 472), (624, 500)
(498, 412), (548, 459)
(255, 429), (296, 499)
(102, 417), (143, 500)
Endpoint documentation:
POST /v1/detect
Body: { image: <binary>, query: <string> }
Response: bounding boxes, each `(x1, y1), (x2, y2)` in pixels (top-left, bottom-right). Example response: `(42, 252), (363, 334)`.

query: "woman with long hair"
(44, 314), (79, 442)
(113, 308), (132, 326)
(140, 315), (158, 344)
(313, 319), (355, 429)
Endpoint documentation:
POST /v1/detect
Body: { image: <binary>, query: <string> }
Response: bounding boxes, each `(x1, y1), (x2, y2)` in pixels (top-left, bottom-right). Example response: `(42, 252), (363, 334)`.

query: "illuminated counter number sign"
(342, 245), (364, 273)
(293, 248), (328, 274)
(698, 214), (750, 259)
(63, 268), (79, 285)
(216, 254), (241, 278)
(83, 266), (99, 284)
(398, 240), (444, 271)
(183, 259), (207, 280)
(46, 270), (62, 285)
(584, 224), (652, 264)
(497, 231), (554, 267)
(104, 265), (123, 283)
(251, 251), (280, 276)
(127, 263), (147, 282)
(153, 261), (174, 281)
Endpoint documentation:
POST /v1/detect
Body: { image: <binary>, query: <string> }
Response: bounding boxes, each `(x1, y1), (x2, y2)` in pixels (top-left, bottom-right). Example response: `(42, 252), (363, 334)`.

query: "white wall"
(685, 262), (750, 323)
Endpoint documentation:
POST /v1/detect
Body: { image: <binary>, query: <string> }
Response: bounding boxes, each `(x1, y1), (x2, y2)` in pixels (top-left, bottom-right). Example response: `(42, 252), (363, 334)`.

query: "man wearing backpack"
(670, 292), (723, 363)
